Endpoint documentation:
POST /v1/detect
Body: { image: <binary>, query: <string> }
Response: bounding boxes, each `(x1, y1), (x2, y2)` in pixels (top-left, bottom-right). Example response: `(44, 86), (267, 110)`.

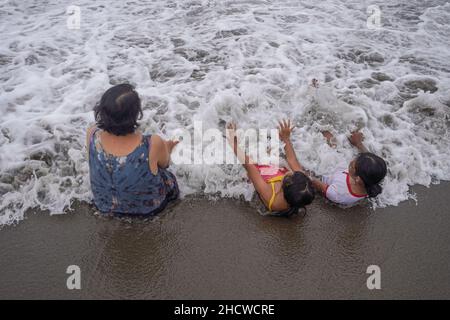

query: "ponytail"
(365, 183), (382, 198)
(355, 153), (387, 198)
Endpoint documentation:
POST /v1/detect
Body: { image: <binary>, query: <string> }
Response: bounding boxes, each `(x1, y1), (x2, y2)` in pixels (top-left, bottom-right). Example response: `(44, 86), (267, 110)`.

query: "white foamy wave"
(1, 0), (450, 225)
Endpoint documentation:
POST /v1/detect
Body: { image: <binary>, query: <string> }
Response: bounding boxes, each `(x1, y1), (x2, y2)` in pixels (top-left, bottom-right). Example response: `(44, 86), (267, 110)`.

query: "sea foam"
(1, 0), (450, 225)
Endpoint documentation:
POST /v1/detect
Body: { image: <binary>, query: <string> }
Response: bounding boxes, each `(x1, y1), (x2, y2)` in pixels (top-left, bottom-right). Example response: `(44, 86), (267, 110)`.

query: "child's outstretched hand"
(227, 122), (237, 132)
(348, 130), (364, 147)
(278, 119), (294, 142)
(321, 130), (337, 148)
(226, 122), (237, 143)
(226, 122), (248, 163)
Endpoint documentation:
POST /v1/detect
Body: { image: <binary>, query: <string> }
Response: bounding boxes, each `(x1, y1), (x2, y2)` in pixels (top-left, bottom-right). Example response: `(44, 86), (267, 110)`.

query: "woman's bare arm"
(149, 135), (178, 174)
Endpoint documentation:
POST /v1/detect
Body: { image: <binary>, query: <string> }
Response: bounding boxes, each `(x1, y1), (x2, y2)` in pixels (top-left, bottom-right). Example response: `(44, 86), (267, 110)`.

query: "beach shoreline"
(1, 182), (449, 299)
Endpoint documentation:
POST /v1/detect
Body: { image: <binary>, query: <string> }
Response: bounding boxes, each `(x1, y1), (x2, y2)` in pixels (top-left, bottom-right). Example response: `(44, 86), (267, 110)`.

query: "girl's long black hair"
(355, 153), (387, 198)
(274, 171), (315, 217)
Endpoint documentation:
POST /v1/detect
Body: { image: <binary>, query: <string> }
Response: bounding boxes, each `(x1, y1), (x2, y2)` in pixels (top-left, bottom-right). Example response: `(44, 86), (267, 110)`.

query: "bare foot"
(321, 130), (337, 148)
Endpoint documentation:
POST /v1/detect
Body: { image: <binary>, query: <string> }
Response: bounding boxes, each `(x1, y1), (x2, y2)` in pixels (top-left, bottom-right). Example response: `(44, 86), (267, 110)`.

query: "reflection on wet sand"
(1, 183), (450, 299)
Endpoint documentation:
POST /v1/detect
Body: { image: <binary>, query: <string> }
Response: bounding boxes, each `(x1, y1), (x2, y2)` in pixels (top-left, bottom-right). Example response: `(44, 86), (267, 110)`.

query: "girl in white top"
(311, 131), (387, 207)
(321, 166), (367, 206)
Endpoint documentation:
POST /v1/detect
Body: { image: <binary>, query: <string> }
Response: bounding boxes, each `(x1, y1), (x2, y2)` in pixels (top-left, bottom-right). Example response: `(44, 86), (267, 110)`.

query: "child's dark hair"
(94, 83), (143, 136)
(279, 171), (315, 217)
(355, 153), (387, 198)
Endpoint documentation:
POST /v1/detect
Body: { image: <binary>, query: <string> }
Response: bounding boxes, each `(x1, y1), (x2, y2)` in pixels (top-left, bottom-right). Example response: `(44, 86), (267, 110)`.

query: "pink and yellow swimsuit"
(255, 164), (289, 212)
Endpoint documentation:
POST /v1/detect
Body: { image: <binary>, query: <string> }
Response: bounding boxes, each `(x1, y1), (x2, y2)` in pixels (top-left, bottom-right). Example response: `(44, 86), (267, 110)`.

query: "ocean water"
(0, 0), (449, 225)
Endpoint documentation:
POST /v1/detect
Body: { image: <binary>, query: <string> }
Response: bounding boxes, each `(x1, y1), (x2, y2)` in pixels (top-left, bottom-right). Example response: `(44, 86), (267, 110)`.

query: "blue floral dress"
(88, 128), (179, 215)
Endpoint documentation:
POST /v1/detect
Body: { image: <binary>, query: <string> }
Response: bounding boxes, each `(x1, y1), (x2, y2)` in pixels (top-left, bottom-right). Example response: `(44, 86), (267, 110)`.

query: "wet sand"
(1, 183), (450, 299)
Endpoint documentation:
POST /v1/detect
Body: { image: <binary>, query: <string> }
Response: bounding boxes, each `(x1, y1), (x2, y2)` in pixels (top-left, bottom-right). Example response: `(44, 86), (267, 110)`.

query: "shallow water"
(1, 0), (450, 225)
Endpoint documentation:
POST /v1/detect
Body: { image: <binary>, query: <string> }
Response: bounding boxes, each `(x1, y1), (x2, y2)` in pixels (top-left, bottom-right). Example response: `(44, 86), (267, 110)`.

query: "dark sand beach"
(0, 183), (449, 299)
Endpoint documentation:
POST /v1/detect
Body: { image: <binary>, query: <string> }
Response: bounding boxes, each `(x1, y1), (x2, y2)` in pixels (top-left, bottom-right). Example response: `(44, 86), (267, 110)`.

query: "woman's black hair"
(355, 153), (387, 198)
(278, 171), (315, 217)
(94, 83), (143, 136)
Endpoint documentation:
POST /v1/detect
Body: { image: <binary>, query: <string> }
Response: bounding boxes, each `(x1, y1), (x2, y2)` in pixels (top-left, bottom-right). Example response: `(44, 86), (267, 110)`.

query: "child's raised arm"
(280, 120), (330, 197)
(278, 119), (304, 172)
(226, 123), (273, 206)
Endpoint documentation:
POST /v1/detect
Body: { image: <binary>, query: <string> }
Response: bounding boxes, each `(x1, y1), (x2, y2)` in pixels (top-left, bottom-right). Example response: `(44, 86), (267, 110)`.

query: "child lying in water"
(311, 130), (387, 206)
(226, 120), (315, 217)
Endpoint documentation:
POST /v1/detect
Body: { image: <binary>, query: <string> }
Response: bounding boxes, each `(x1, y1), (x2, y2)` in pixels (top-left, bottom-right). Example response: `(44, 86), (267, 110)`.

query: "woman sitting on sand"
(311, 130), (387, 206)
(226, 120), (315, 217)
(86, 83), (179, 216)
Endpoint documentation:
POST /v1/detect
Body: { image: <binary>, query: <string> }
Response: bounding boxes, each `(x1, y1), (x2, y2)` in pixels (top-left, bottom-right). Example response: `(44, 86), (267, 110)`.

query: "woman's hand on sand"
(166, 140), (179, 154)
(278, 119), (294, 142)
